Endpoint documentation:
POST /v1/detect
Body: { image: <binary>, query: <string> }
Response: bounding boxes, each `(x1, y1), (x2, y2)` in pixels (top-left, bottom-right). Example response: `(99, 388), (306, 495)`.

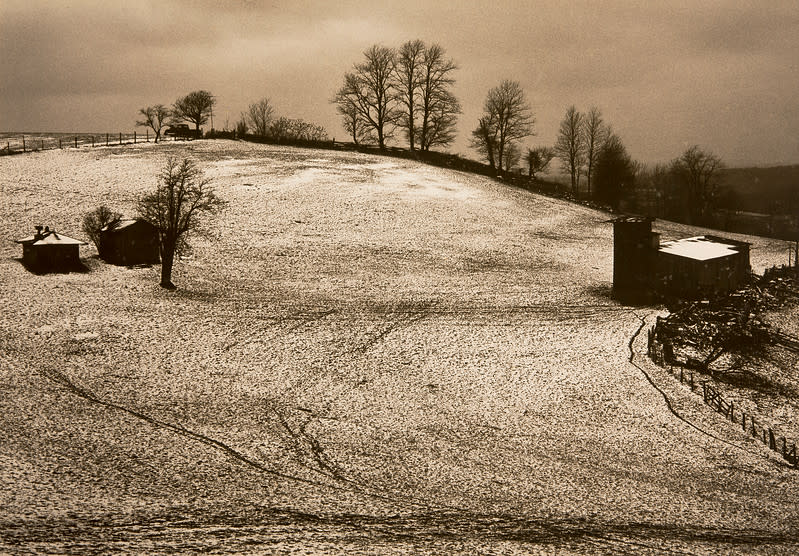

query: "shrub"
(82, 205), (121, 253)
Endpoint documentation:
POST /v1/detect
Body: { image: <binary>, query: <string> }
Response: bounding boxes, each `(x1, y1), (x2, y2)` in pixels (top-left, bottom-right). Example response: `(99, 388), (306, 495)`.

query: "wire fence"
(0, 131), (192, 156)
(648, 325), (798, 468)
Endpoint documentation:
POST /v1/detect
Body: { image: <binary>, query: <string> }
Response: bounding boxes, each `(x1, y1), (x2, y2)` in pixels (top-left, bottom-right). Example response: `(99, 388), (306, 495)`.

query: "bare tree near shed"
(482, 80), (535, 173)
(136, 104), (170, 143)
(417, 43), (460, 152)
(172, 90), (216, 132)
(137, 157), (226, 289)
(246, 98), (275, 136)
(82, 205), (121, 254)
(333, 45), (398, 150)
(555, 105), (584, 196)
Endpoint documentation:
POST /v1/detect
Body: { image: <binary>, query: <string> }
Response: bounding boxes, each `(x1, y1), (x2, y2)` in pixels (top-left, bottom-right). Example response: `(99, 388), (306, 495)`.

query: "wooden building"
(657, 235), (751, 298)
(612, 216), (660, 302)
(16, 226), (86, 272)
(612, 217), (751, 301)
(99, 219), (160, 266)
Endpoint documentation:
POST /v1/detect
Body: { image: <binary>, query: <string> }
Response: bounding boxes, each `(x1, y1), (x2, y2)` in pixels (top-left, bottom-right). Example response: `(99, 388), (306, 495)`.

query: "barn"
(99, 219), (160, 266)
(657, 235), (751, 298)
(16, 226), (86, 272)
(612, 217), (751, 301)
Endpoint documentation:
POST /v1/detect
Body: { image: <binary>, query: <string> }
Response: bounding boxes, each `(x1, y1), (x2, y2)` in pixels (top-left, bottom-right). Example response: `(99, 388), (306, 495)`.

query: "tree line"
(332, 41), (460, 151)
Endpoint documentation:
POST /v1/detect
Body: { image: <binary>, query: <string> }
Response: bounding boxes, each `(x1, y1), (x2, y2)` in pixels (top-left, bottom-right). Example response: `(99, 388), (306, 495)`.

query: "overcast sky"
(1, 0), (798, 167)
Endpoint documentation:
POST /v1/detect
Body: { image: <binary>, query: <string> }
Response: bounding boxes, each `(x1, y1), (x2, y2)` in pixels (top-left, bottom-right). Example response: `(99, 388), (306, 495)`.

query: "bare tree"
(671, 145), (725, 224)
(525, 146), (555, 179)
(482, 80), (535, 173)
(335, 95), (372, 145)
(581, 106), (607, 198)
(469, 115), (498, 170)
(235, 114), (249, 137)
(137, 157), (226, 289)
(172, 90), (216, 131)
(136, 105), (170, 143)
(333, 45), (397, 150)
(246, 98), (274, 136)
(82, 205), (121, 254)
(394, 40), (425, 151)
(555, 106), (584, 196)
(503, 143), (522, 173)
(417, 43), (460, 152)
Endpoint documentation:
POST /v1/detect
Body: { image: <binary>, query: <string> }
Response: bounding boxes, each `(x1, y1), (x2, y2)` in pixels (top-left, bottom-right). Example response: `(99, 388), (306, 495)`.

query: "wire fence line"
(648, 326), (798, 468)
(0, 130), (194, 156)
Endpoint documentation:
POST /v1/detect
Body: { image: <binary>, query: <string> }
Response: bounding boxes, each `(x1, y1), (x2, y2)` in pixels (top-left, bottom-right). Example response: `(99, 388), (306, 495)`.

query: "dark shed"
(16, 226), (86, 272)
(99, 219), (160, 265)
(612, 216), (659, 302)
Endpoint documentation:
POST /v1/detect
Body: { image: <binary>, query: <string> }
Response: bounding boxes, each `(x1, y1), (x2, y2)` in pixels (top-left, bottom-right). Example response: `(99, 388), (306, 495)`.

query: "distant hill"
(721, 165), (799, 214)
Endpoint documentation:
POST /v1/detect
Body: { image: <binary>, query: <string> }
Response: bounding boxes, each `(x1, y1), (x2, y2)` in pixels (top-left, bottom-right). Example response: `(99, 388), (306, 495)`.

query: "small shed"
(99, 219), (160, 266)
(612, 216), (660, 302)
(16, 226), (86, 272)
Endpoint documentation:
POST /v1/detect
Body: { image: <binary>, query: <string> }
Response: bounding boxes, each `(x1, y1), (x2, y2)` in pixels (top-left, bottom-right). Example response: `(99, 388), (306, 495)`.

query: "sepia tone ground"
(1, 141), (797, 554)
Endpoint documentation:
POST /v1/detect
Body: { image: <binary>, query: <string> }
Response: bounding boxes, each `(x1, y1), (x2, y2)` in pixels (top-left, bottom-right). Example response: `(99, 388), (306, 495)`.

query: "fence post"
(742, 412), (747, 431)
(690, 373), (694, 390)
(106, 133), (109, 146)
(729, 401), (734, 421)
(147, 129), (149, 142)
(22, 136), (25, 153)
(92, 136), (95, 148)
(40, 140), (44, 151)
(769, 429), (776, 450)
(74, 136), (77, 148)
(134, 131), (137, 144)
(59, 138), (62, 149)
(680, 368), (683, 383)
(119, 132), (122, 145)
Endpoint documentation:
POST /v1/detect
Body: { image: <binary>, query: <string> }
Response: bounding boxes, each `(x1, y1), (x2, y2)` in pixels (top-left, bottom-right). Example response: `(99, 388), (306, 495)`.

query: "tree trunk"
(160, 247), (176, 289)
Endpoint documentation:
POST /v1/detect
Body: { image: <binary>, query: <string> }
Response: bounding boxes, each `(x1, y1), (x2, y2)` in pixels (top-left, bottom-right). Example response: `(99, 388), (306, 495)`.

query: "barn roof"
(659, 236), (741, 261)
(16, 229), (86, 246)
(101, 218), (155, 232)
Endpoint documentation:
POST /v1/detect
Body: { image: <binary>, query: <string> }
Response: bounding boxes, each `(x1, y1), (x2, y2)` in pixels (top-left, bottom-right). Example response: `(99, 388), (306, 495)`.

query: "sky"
(1, 0), (798, 167)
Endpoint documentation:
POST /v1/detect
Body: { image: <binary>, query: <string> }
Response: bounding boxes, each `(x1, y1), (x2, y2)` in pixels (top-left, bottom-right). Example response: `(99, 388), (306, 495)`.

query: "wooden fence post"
(742, 412), (747, 431)
(22, 136), (25, 153)
(769, 429), (776, 450)
(59, 138), (62, 149)
(134, 131), (137, 144)
(40, 140), (44, 150)
(119, 132), (122, 145)
(147, 129), (149, 142)
(106, 133), (109, 146)
(74, 136), (78, 148)
(92, 136), (95, 148)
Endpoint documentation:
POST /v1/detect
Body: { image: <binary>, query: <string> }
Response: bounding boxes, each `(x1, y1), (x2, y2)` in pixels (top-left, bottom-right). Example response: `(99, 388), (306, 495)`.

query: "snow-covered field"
(1, 140), (797, 553)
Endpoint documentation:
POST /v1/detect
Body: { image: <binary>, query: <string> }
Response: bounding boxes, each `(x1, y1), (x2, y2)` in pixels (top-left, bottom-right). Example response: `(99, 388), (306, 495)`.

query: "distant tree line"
(235, 98), (329, 142)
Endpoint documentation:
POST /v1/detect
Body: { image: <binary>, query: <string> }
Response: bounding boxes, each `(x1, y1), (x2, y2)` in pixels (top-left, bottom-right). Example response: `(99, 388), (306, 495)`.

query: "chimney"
(34, 225), (43, 240)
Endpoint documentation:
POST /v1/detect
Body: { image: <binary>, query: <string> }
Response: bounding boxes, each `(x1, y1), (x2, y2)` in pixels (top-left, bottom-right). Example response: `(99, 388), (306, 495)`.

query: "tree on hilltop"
(136, 104), (170, 143)
(246, 98), (275, 136)
(472, 80), (534, 173)
(581, 106), (608, 197)
(416, 43), (460, 152)
(172, 90), (216, 131)
(137, 157), (226, 289)
(525, 146), (555, 179)
(555, 105), (584, 196)
(670, 145), (724, 225)
(333, 45), (398, 150)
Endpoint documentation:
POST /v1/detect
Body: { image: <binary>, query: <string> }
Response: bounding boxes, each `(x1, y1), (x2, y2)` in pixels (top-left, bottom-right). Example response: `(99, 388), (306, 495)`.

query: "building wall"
(100, 223), (160, 265)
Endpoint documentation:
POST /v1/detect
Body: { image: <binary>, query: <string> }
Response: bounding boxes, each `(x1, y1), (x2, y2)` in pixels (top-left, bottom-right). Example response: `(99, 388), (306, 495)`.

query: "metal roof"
(101, 218), (138, 232)
(658, 236), (740, 261)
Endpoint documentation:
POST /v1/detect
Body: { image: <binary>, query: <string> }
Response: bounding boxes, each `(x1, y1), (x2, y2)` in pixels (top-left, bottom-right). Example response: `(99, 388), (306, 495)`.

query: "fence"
(648, 325), (798, 468)
(0, 131), (190, 156)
